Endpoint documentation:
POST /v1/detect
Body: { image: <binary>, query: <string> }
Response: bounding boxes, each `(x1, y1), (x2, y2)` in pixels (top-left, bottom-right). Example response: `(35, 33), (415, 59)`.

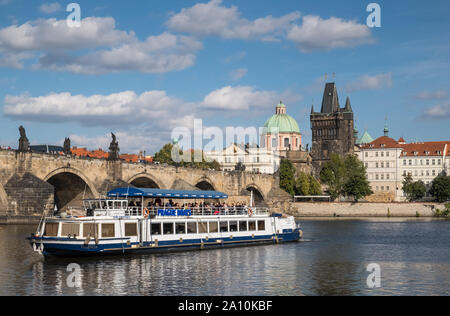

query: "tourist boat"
(27, 188), (302, 257)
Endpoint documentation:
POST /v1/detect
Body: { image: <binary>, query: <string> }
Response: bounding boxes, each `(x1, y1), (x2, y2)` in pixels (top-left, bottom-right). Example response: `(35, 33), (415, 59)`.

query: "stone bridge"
(0, 150), (289, 223)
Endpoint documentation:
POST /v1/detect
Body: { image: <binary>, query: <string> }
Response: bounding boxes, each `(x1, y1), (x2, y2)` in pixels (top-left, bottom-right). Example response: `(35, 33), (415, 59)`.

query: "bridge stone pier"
(0, 149), (290, 224)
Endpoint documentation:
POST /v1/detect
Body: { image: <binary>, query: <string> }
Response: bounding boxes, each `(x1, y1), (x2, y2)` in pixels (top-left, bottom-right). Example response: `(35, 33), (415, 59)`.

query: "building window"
(386, 162), (390, 168)
(438, 159), (441, 165)
(403, 160), (407, 166)
(387, 186), (390, 191)
(381, 162), (384, 168)
(376, 152), (379, 157)
(432, 159), (435, 165)
(376, 162), (379, 168)
(409, 160), (412, 166)
(426, 159), (429, 165)
(365, 152), (368, 157)
(376, 174), (379, 180)
(432, 170), (436, 176)
(381, 174), (384, 180)
(386, 174), (390, 180)
(381, 152), (384, 157)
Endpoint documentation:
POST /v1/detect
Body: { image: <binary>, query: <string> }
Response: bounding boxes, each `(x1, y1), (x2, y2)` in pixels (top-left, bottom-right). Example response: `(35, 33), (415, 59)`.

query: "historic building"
(263, 101), (302, 152)
(359, 127), (450, 201)
(310, 82), (356, 174)
(204, 143), (279, 174)
(205, 101), (312, 175)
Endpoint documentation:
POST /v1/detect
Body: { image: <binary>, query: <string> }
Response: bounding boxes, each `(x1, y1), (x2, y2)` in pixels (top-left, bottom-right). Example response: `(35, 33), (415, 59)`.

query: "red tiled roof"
(360, 136), (402, 149)
(400, 142), (450, 157)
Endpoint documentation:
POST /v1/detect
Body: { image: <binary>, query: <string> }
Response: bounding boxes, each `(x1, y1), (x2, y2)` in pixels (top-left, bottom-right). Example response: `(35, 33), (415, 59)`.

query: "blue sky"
(0, 0), (449, 154)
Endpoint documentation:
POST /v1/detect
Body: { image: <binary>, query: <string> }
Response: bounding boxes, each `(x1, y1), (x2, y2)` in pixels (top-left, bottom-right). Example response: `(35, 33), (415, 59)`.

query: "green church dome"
(264, 112), (301, 134)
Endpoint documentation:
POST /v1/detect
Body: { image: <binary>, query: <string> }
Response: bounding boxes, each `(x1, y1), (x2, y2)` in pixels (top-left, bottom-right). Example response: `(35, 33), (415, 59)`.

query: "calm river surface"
(1, 219), (449, 296)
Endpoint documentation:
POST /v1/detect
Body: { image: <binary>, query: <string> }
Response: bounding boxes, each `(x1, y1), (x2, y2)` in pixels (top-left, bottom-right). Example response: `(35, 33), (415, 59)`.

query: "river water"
(0, 219), (449, 296)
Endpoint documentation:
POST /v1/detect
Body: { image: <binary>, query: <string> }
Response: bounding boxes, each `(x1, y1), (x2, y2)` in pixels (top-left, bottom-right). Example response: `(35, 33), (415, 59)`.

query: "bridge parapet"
(0, 150), (286, 223)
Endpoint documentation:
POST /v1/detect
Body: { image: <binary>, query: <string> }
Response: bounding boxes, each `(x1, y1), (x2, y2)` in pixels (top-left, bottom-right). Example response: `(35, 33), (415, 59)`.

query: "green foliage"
(429, 175), (450, 203)
(295, 172), (310, 196)
(308, 174), (322, 196)
(402, 175), (427, 202)
(320, 153), (372, 201)
(320, 153), (346, 199)
(279, 159), (296, 196)
(433, 203), (450, 218)
(153, 143), (221, 171)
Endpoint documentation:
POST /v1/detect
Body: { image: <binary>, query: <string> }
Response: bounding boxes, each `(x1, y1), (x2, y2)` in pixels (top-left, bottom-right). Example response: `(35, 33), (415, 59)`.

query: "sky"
(0, 0), (449, 154)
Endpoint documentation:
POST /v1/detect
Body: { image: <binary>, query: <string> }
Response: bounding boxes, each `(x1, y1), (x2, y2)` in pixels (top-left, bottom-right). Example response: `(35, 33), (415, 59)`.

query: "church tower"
(310, 82), (356, 174)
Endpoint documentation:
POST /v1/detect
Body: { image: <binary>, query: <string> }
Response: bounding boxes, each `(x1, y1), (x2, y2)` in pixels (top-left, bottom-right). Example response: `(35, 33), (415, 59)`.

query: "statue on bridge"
(108, 133), (120, 160)
(63, 138), (71, 155)
(18, 126), (30, 152)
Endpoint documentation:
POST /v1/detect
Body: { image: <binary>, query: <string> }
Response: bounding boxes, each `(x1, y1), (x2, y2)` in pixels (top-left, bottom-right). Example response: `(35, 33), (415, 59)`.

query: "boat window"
(44, 223), (59, 237)
(102, 224), (115, 238)
(209, 222), (218, 233)
(83, 223), (98, 237)
(107, 201), (114, 209)
(229, 221), (238, 232)
(258, 220), (265, 231)
(100, 201), (107, 210)
(125, 223), (138, 237)
(187, 222), (197, 234)
(239, 221), (248, 232)
(163, 223), (174, 235)
(176, 222), (186, 234)
(151, 223), (161, 235)
(121, 201), (128, 210)
(248, 221), (256, 231)
(61, 223), (80, 237)
(199, 222), (208, 234)
(220, 221), (229, 233)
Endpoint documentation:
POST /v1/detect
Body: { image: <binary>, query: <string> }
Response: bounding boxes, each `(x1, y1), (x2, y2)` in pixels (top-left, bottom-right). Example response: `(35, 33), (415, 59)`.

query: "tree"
(343, 155), (373, 201)
(279, 159), (296, 196)
(308, 175), (322, 196)
(320, 153), (346, 200)
(402, 174), (427, 202)
(320, 153), (372, 201)
(295, 172), (310, 195)
(153, 143), (221, 171)
(429, 175), (450, 203)
(344, 173), (373, 202)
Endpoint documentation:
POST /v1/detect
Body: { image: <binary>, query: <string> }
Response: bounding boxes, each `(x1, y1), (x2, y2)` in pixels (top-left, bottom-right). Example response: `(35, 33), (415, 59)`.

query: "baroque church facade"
(310, 82), (356, 174)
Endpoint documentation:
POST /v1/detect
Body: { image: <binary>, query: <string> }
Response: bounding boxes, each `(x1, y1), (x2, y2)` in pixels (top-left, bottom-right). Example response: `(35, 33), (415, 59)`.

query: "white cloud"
(200, 86), (299, 111)
(415, 90), (448, 100)
(35, 33), (203, 74)
(345, 73), (393, 92)
(287, 15), (373, 52)
(0, 17), (134, 52)
(167, 0), (300, 41)
(40, 3), (63, 14)
(0, 17), (201, 74)
(422, 101), (450, 120)
(229, 68), (248, 81)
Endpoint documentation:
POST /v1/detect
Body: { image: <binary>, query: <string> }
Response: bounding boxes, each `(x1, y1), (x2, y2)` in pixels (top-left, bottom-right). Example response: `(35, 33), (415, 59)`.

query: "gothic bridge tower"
(310, 82), (356, 174)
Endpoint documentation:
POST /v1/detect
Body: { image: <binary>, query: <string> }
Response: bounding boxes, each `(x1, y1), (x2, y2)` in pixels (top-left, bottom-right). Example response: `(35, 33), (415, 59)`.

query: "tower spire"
(384, 116), (389, 137)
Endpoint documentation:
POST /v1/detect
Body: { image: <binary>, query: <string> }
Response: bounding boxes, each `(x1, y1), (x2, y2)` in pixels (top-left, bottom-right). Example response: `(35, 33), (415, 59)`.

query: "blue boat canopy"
(107, 187), (228, 199)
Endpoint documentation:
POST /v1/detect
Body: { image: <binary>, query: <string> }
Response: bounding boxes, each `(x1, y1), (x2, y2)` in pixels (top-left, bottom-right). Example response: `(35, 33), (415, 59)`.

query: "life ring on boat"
(143, 208), (150, 218)
(33, 243), (44, 255)
(248, 208), (253, 217)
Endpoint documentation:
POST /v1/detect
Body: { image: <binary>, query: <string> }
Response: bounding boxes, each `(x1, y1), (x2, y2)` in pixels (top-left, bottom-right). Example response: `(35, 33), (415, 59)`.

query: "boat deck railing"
(62, 206), (269, 218)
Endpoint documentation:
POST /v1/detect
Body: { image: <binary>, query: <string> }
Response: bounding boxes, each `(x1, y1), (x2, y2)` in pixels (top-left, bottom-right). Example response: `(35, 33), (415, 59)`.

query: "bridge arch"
(44, 167), (99, 211)
(0, 183), (8, 209)
(246, 184), (266, 206)
(128, 173), (163, 189)
(195, 176), (217, 191)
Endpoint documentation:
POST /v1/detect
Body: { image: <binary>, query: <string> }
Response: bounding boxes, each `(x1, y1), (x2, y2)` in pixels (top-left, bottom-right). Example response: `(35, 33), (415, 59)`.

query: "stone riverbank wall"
(288, 202), (447, 218)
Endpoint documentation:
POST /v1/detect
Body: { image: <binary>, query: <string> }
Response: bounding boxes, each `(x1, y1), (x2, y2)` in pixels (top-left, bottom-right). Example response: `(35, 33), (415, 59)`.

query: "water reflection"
(1, 219), (449, 296)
